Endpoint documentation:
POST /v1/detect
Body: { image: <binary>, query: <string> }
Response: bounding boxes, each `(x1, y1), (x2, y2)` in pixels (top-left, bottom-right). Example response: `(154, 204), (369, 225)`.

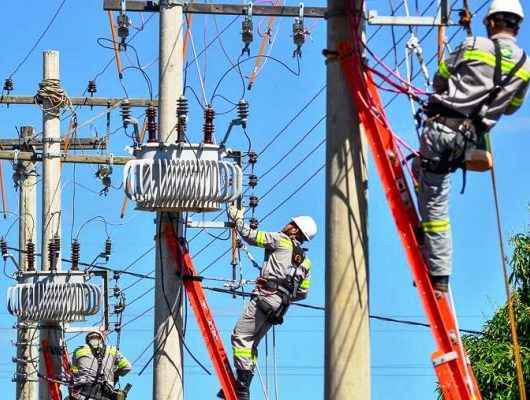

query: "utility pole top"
(43, 51), (60, 79)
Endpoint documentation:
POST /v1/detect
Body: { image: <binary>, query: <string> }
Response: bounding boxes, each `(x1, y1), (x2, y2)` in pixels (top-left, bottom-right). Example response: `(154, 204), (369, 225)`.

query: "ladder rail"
(41, 339), (62, 400)
(337, 40), (482, 399)
(164, 226), (239, 400)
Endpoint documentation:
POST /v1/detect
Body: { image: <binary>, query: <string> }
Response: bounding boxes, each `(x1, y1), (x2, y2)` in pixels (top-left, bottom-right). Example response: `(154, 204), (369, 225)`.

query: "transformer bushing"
(7, 271), (102, 323)
(123, 143), (243, 212)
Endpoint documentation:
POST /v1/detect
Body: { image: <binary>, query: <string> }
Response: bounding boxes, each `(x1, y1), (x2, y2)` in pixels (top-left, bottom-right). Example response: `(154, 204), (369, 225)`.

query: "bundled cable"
(34, 79), (72, 117)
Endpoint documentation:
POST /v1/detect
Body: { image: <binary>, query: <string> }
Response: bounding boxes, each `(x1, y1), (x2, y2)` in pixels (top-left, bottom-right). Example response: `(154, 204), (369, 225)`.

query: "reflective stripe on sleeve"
(438, 61), (451, 79)
(300, 279), (311, 289)
(422, 219), (451, 233)
(117, 358), (130, 369)
(74, 347), (91, 358)
(463, 50), (530, 82)
(256, 231), (267, 247)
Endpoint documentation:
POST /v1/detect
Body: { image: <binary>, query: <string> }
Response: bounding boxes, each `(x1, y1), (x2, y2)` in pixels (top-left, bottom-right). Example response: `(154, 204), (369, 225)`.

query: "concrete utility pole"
(39, 50), (63, 400)
(153, 2), (185, 400)
(16, 126), (38, 400)
(325, 0), (370, 399)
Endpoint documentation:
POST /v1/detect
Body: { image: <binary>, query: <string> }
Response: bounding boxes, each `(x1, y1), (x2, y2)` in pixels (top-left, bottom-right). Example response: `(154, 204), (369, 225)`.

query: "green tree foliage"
(462, 232), (530, 399)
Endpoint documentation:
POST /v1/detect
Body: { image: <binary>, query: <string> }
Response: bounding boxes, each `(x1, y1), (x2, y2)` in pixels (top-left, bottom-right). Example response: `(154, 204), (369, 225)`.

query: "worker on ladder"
(69, 331), (132, 400)
(220, 207), (317, 400)
(414, 0), (529, 292)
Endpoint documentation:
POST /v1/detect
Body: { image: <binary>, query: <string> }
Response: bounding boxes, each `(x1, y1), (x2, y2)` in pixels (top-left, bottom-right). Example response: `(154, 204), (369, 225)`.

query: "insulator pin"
(146, 105), (158, 143)
(203, 105), (215, 144)
(249, 195), (259, 208)
(248, 174), (258, 188)
(238, 99), (249, 128)
(48, 239), (58, 270)
(121, 100), (131, 128)
(26, 241), (35, 271)
(104, 239), (112, 260)
(3, 78), (14, 94)
(0, 238), (8, 258)
(87, 80), (97, 96)
(176, 96), (188, 143)
(248, 151), (258, 165)
(71, 240), (80, 271)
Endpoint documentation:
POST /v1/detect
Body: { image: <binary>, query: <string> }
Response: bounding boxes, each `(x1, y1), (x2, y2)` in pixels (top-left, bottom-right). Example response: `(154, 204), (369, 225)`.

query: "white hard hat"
(291, 216), (317, 241)
(486, 0), (524, 21)
(85, 330), (105, 344)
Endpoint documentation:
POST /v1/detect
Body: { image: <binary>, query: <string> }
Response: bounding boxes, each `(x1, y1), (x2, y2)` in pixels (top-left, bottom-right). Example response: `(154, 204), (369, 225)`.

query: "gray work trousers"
(413, 121), (470, 277)
(231, 294), (282, 371)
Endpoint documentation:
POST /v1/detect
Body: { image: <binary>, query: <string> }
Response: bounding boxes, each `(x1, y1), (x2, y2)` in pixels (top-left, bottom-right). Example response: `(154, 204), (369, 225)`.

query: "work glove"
(228, 206), (244, 222)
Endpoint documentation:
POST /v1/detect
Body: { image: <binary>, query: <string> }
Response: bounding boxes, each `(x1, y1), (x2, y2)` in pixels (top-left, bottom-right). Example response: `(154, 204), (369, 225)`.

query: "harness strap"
(480, 40), (527, 118)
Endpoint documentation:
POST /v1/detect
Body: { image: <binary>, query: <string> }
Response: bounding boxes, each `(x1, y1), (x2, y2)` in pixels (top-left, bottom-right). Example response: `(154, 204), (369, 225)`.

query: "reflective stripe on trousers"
(413, 121), (464, 277)
(231, 296), (281, 371)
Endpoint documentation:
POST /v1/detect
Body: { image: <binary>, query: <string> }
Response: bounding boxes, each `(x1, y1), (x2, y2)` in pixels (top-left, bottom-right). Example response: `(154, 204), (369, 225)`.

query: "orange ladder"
(338, 38), (482, 400)
(165, 226), (239, 400)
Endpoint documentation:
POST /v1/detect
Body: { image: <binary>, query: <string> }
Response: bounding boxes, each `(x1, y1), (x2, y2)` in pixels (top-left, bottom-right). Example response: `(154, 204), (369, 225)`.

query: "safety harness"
(71, 346), (131, 400)
(421, 39), (527, 187)
(255, 240), (307, 325)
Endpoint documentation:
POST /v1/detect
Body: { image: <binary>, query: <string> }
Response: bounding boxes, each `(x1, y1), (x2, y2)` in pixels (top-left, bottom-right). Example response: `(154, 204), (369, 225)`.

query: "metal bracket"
(160, 0), (184, 6)
(432, 351), (458, 366)
(367, 10), (456, 26)
(186, 220), (231, 229)
(43, 151), (62, 159)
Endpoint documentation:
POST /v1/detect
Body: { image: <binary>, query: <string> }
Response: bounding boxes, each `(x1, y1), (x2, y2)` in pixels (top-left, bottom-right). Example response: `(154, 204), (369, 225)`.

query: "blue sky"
(0, 1), (529, 399)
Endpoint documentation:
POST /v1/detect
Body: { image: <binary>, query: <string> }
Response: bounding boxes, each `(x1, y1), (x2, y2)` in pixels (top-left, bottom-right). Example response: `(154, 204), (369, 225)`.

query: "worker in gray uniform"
(414, 0), (529, 292)
(219, 207), (317, 400)
(70, 331), (132, 400)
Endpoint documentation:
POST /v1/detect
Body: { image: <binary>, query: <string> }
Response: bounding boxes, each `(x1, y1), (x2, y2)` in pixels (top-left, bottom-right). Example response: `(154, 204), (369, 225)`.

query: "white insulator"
(6, 272), (101, 323)
(124, 143), (243, 211)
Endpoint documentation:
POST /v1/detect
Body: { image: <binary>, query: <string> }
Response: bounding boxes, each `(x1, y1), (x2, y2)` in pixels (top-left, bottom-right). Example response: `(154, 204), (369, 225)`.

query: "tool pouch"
(465, 132), (492, 172)
(255, 296), (288, 325)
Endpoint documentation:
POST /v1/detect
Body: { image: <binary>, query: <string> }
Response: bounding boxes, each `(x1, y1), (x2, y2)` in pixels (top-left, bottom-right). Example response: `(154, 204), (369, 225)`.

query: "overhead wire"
(191, 116), (326, 259)
(186, 83), (325, 245)
(185, 14), (209, 106)
(6, 0), (68, 80)
(198, 163), (324, 274)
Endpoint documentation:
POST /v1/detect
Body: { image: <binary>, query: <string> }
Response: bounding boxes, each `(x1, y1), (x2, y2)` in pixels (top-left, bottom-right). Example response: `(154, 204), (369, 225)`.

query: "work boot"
(217, 370), (253, 400)
(430, 275), (449, 293)
(235, 369), (253, 400)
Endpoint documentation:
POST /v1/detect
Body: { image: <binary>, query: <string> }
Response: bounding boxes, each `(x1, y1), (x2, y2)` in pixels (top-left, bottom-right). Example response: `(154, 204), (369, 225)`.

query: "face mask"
(88, 337), (103, 352)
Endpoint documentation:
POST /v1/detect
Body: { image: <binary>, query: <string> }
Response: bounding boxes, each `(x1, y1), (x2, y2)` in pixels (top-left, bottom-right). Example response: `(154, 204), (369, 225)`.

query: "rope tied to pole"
(35, 78), (72, 117)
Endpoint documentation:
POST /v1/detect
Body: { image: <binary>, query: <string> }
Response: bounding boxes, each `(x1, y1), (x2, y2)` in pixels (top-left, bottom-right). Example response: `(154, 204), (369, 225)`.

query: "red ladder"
(41, 339), (62, 400)
(338, 39), (482, 400)
(164, 224), (239, 400)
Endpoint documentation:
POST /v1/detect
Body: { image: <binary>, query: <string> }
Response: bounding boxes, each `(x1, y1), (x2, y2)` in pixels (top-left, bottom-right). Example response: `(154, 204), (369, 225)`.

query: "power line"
(198, 163), (324, 273)
(7, 0), (68, 79)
